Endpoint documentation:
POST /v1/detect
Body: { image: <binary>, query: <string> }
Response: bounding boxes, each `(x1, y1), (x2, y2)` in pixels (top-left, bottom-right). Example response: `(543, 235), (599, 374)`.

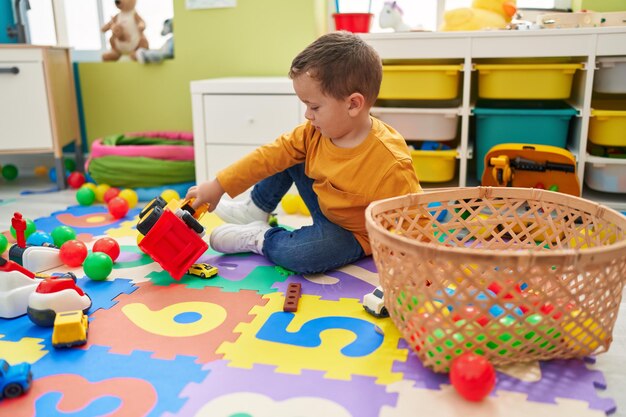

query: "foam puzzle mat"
(0, 203), (618, 416)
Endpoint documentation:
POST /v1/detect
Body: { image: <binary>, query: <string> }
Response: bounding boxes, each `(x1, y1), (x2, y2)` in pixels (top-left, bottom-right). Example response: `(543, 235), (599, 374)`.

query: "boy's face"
(292, 74), (352, 140)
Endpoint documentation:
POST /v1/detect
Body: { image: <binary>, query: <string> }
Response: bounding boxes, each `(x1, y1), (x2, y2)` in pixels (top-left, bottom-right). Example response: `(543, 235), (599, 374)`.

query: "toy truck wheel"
(3, 383), (24, 398)
(137, 206), (163, 235)
(139, 196), (167, 220)
(181, 212), (204, 234)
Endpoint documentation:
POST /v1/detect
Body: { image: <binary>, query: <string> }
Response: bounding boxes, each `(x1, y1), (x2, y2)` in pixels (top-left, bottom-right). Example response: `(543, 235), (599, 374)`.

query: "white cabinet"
(0, 46), (81, 188)
(190, 77), (304, 184)
(362, 27), (626, 210)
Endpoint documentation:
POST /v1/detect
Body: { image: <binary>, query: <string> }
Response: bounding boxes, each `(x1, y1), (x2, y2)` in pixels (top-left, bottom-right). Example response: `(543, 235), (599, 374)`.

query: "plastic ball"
(0, 234), (8, 254)
(51, 225), (77, 248)
(281, 194), (299, 214)
(26, 231), (54, 246)
(64, 158), (76, 172)
(118, 188), (139, 208)
(108, 196), (129, 219)
(59, 239), (88, 267)
(83, 252), (113, 281)
(160, 189), (180, 203)
(34, 165), (49, 177)
(92, 237), (120, 262)
(76, 187), (96, 206)
(2, 164), (18, 180)
(296, 195), (311, 216)
(48, 167), (71, 183)
(450, 353), (496, 402)
(103, 187), (121, 203)
(94, 184), (111, 202)
(67, 172), (86, 189)
(10, 218), (36, 240)
(81, 182), (97, 192)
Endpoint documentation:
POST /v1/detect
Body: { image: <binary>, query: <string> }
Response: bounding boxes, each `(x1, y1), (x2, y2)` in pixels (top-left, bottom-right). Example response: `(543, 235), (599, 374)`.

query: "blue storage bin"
(474, 100), (577, 181)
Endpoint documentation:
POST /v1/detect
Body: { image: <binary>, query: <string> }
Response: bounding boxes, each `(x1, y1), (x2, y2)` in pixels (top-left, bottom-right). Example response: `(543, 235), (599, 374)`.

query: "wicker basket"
(365, 187), (626, 372)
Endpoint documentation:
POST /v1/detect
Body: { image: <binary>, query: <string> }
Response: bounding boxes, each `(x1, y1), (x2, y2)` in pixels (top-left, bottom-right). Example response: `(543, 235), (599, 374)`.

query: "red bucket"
(333, 13), (373, 33)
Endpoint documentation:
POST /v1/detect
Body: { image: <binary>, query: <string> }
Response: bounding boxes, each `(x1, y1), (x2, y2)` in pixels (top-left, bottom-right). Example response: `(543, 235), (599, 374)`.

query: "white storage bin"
(594, 57), (626, 94)
(584, 161), (626, 193)
(370, 107), (459, 141)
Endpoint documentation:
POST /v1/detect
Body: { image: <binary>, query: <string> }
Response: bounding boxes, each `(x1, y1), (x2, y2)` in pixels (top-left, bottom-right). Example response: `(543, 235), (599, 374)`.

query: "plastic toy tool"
(11, 212), (27, 248)
(137, 197), (210, 280)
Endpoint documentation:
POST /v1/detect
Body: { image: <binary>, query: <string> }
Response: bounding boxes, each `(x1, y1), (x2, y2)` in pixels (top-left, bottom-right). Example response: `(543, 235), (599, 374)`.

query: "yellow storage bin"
(589, 101), (626, 147)
(380, 65), (463, 100)
(475, 63), (583, 99)
(411, 149), (457, 182)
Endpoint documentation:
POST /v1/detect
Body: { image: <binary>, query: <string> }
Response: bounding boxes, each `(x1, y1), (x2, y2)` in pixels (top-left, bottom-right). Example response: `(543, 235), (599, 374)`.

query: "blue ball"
(26, 231), (55, 246)
(48, 167), (71, 183)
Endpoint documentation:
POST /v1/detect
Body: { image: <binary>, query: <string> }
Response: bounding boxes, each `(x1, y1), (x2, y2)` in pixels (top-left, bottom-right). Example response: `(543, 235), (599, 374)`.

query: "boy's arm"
(217, 124), (310, 198)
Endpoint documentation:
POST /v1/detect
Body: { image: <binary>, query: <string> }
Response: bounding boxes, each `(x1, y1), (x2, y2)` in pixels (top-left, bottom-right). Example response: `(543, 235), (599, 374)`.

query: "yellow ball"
(118, 188), (139, 208)
(160, 189), (180, 203)
(34, 165), (49, 177)
(297, 195), (310, 216)
(81, 182), (97, 192)
(281, 194), (299, 215)
(94, 184), (111, 202)
(562, 311), (607, 352)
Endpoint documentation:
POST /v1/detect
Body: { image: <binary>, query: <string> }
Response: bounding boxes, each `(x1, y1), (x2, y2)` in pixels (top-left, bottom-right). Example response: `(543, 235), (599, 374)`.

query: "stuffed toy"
(379, 2), (411, 32)
(101, 0), (149, 61)
(137, 18), (174, 64)
(440, 0), (517, 31)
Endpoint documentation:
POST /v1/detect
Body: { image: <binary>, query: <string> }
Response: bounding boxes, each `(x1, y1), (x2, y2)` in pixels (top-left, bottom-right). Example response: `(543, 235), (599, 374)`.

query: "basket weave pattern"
(365, 187), (626, 372)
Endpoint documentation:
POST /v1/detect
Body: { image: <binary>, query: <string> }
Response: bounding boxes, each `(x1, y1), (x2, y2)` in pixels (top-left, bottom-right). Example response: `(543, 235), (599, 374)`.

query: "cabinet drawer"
(203, 95), (301, 145)
(205, 144), (258, 179)
(0, 61), (52, 151)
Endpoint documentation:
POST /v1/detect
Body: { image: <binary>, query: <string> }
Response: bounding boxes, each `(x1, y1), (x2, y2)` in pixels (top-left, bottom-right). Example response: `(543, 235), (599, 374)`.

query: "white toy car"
(363, 286), (389, 318)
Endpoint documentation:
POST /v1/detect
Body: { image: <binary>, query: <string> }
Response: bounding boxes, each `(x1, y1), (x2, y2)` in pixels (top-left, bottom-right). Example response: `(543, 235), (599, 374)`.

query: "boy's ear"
(347, 93), (366, 114)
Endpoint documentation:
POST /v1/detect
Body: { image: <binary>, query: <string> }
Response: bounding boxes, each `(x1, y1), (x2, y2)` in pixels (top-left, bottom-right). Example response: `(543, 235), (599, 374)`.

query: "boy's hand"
(186, 179), (225, 211)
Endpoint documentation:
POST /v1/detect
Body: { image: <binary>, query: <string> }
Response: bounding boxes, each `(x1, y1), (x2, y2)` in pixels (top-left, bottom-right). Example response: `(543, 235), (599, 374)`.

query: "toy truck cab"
(363, 286), (389, 318)
(52, 310), (89, 348)
(0, 359), (32, 398)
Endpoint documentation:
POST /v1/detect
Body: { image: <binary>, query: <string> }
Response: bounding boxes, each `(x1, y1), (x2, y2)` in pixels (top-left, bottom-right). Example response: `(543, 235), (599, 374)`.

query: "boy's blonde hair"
(289, 31), (382, 107)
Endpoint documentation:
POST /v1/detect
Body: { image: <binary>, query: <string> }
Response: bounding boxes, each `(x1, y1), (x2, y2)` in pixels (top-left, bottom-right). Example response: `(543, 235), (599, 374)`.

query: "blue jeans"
(251, 163), (365, 275)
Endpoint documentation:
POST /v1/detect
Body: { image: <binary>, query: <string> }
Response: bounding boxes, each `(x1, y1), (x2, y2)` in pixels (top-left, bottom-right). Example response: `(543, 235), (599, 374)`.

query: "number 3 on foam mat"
(256, 312), (383, 357)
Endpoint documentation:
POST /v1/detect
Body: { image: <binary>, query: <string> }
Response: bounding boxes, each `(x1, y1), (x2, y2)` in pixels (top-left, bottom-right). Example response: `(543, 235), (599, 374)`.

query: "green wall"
(79, 0), (326, 144)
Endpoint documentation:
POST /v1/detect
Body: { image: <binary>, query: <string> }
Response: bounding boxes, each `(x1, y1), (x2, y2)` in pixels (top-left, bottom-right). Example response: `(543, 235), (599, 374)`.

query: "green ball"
(83, 252), (113, 281)
(51, 225), (77, 248)
(2, 164), (18, 180)
(64, 158), (76, 172)
(10, 218), (36, 240)
(76, 187), (96, 206)
(0, 234), (8, 254)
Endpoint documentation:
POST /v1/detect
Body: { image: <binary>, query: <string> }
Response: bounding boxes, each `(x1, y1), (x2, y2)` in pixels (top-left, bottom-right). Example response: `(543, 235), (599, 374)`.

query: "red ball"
(59, 239), (88, 267)
(108, 196), (129, 219)
(450, 353), (496, 401)
(67, 172), (86, 189)
(103, 187), (121, 203)
(92, 237), (120, 262)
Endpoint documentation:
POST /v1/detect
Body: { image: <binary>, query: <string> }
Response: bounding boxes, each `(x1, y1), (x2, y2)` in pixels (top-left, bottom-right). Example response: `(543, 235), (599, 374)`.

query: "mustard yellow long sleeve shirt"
(216, 117), (421, 255)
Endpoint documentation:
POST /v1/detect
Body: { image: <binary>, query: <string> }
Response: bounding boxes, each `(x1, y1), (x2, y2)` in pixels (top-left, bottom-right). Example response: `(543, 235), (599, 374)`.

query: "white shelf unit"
(361, 27), (626, 210)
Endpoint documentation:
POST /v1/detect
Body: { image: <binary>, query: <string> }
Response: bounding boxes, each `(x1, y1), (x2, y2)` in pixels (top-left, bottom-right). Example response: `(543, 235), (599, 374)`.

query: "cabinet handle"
(0, 67), (19, 75)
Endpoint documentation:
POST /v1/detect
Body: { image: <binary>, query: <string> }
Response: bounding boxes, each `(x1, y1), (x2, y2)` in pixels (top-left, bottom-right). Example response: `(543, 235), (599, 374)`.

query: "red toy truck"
(136, 197), (209, 280)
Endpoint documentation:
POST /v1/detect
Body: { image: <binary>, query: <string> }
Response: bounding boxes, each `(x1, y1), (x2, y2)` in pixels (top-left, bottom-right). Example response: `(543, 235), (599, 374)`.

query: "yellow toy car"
(52, 310), (88, 348)
(187, 263), (218, 279)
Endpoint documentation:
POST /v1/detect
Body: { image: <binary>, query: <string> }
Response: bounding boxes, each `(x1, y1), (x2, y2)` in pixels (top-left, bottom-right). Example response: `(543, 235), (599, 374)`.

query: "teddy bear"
(101, 0), (149, 61)
(440, 0), (517, 31)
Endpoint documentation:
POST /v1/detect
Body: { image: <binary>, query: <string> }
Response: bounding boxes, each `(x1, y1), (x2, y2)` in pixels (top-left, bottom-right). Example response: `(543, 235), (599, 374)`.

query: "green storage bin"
(474, 101), (577, 181)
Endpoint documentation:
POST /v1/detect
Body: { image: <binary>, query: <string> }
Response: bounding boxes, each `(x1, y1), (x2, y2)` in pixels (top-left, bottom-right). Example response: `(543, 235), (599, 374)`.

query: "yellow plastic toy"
(52, 310), (89, 349)
(440, 0), (517, 31)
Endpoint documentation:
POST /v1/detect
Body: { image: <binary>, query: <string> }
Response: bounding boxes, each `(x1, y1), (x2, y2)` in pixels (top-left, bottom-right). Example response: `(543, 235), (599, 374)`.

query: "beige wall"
(78, 0), (326, 145)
